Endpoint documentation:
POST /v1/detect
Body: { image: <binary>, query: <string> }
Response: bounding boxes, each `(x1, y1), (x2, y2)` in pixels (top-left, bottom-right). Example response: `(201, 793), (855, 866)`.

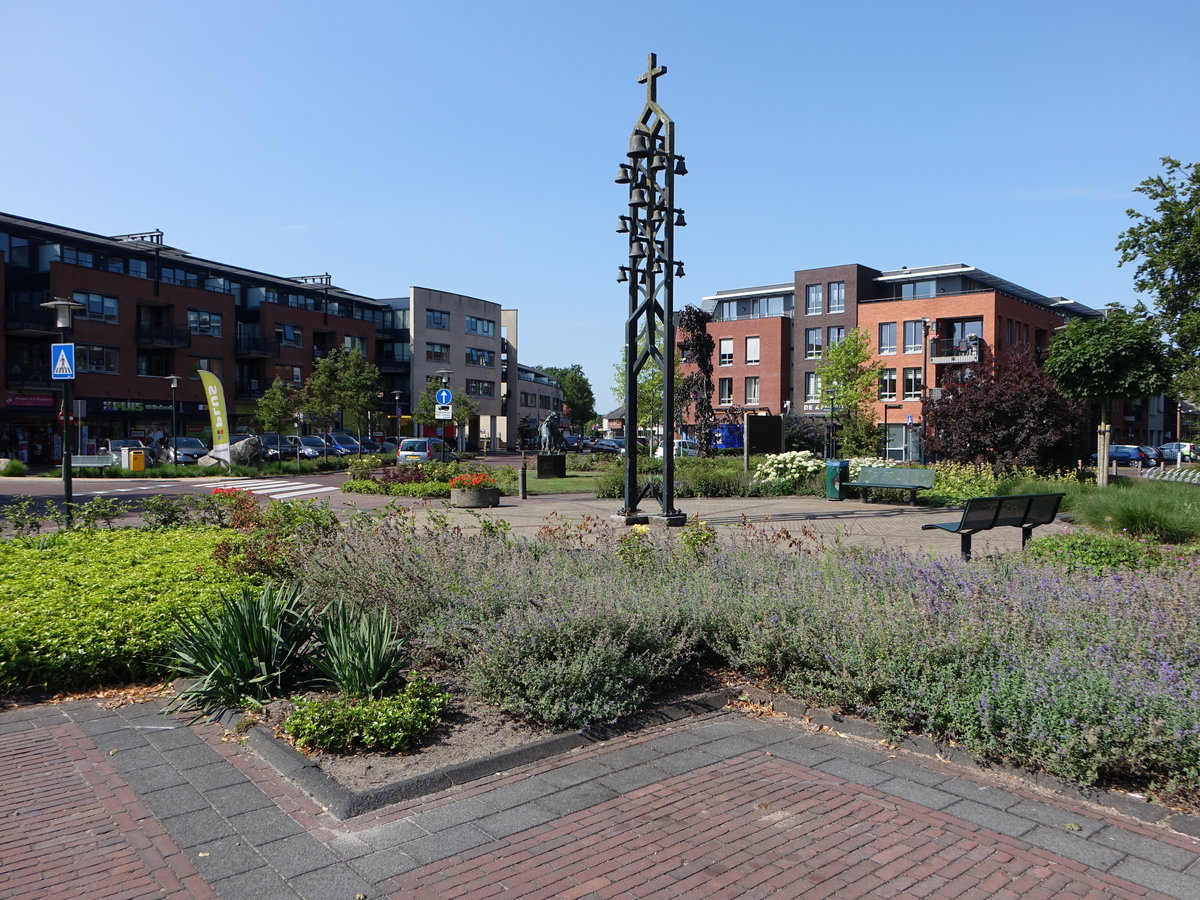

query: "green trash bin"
(825, 459), (849, 501)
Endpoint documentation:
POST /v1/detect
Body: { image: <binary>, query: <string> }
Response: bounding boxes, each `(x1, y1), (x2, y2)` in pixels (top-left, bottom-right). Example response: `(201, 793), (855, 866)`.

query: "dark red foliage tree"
(923, 346), (1087, 472)
(676, 305), (716, 455)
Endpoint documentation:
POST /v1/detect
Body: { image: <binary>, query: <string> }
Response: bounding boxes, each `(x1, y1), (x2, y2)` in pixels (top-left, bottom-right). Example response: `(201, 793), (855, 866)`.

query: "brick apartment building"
(0, 212), (560, 460)
(695, 262), (1170, 459)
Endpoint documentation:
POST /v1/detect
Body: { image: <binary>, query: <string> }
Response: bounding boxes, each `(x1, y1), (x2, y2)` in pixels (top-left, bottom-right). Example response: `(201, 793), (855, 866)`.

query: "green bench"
(844, 466), (936, 506)
(68, 454), (116, 470)
(922, 493), (1065, 561)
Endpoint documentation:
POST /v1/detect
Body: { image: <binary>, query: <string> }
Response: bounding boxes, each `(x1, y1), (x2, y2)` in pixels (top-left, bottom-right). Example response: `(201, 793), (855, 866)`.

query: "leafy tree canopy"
(255, 378), (302, 435)
(815, 327), (882, 457)
(535, 364), (597, 428)
(1116, 156), (1200, 393)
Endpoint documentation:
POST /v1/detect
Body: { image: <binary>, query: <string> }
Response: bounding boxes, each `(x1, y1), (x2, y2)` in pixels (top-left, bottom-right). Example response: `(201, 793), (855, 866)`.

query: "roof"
(875, 263), (1100, 316)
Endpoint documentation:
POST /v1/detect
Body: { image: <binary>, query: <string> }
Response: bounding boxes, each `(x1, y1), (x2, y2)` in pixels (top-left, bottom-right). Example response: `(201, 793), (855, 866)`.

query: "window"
(879, 368), (897, 401)
(804, 372), (822, 403)
(342, 335), (366, 354)
(467, 379), (496, 397)
(718, 377), (733, 405)
(903, 367), (923, 400)
(191, 357), (222, 379)
(62, 246), (94, 268)
(539, 394), (552, 409)
(879, 322), (897, 355)
(901, 280), (936, 300)
(426, 309), (450, 329)
(745, 376), (760, 405)
(828, 325), (845, 347)
(76, 344), (119, 374)
(188, 309), (223, 337)
(128, 259), (148, 279)
(160, 266), (198, 288)
(466, 347), (496, 367)
(520, 391), (536, 407)
(425, 342), (450, 361)
(718, 338), (733, 366)
(276, 324), (304, 347)
(805, 284), (823, 315)
(904, 320), (924, 354)
(73, 291), (118, 323)
(274, 364), (303, 384)
(464, 315), (495, 337)
(136, 352), (168, 377)
(804, 327), (823, 359)
(745, 336), (760, 365)
(828, 281), (845, 313)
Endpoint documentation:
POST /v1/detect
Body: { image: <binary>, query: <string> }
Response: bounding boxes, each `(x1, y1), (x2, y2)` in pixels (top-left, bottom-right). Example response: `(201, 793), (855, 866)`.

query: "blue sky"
(4, 1), (1198, 413)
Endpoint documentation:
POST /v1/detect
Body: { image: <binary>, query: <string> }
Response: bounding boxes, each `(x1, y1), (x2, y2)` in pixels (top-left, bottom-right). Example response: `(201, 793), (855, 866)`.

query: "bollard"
(519, 466), (527, 499)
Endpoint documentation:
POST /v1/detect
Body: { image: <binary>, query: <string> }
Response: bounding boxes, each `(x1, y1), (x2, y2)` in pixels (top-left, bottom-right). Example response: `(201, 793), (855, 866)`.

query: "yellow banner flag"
(198, 370), (231, 463)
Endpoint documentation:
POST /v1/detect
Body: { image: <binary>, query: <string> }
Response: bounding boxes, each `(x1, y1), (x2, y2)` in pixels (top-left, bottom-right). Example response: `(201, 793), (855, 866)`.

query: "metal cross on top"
(637, 53), (667, 102)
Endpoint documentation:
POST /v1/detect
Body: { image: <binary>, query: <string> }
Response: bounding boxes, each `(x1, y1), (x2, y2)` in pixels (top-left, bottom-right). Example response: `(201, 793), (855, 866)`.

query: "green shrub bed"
(0, 528), (259, 691)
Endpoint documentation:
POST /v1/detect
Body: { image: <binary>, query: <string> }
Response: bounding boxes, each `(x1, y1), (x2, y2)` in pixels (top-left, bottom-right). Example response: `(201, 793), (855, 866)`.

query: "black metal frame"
(617, 53), (687, 521)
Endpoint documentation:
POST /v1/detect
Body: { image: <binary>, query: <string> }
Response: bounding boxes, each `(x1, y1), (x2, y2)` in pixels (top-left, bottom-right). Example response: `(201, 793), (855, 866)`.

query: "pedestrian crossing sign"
(51, 343), (76, 380)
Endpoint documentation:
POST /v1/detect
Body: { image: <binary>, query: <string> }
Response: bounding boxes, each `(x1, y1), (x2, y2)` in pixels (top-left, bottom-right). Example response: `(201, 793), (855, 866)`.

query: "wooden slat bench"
(844, 466), (936, 506)
(921, 492), (1065, 560)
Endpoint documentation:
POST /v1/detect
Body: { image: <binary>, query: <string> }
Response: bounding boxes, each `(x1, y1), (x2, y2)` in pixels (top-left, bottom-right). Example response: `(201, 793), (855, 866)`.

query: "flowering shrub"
(752, 453), (896, 492)
(449, 472), (497, 490)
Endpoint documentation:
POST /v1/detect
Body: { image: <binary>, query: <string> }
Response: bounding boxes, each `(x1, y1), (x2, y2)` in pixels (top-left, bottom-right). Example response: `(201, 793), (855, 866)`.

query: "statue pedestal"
(536, 453), (566, 478)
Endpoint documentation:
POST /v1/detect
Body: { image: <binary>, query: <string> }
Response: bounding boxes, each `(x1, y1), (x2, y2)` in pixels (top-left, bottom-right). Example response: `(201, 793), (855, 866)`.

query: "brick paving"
(5, 694), (1200, 899)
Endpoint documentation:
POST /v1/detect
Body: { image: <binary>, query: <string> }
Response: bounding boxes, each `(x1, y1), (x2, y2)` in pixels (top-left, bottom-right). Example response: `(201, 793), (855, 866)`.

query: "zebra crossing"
(198, 478), (339, 501)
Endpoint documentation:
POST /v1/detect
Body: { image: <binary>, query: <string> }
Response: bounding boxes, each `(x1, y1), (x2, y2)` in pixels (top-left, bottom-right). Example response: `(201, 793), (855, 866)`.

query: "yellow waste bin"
(128, 448), (145, 472)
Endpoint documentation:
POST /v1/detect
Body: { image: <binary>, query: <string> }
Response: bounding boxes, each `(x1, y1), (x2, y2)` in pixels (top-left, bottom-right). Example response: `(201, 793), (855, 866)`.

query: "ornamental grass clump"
(311, 602), (409, 699)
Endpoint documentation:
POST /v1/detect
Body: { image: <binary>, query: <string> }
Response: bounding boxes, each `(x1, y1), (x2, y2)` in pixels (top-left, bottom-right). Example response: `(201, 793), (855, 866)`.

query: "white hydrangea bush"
(753, 452), (900, 491)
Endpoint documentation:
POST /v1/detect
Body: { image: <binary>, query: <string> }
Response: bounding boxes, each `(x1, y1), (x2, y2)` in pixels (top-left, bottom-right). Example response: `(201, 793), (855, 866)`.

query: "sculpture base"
(536, 453), (567, 478)
(648, 513), (688, 527)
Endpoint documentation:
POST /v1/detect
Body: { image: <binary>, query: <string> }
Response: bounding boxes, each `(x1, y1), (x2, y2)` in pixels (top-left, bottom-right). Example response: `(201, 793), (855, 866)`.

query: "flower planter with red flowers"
(448, 473), (500, 508)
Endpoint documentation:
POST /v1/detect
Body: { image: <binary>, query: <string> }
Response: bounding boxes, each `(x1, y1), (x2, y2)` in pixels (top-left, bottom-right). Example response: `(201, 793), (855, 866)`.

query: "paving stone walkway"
(4, 695), (1200, 899)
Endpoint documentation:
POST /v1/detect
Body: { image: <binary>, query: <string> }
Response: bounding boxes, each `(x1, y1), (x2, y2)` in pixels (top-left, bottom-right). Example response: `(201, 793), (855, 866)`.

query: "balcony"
(929, 336), (981, 365)
(235, 336), (281, 358)
(4, 305), (57, 336)
(135, 324), (192, 348)
(235, 378), (265, 398)
(376, 356), (411, 373)
(5, 366), (52, 389)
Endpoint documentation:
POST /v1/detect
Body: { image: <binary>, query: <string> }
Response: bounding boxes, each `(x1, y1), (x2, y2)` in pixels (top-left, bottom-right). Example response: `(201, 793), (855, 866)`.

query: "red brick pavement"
(385, 755), (1172, 899)
(0, 720), (215, 900)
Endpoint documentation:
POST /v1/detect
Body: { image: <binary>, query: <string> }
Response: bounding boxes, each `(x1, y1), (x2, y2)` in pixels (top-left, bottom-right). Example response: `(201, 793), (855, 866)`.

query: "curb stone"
(216, 689), (735, 820)
(734, 683), (1200, 838)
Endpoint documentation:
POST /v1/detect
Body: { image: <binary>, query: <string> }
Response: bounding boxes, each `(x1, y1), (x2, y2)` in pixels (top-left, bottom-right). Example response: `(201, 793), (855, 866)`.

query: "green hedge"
(0, 528), (259, 691)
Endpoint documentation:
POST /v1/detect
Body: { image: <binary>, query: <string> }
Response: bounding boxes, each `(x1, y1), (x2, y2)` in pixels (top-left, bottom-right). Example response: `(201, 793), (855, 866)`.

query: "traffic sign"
(435, 404), (453, 421)
(51, 343), (76, 380)
(435, 388), (453, 405)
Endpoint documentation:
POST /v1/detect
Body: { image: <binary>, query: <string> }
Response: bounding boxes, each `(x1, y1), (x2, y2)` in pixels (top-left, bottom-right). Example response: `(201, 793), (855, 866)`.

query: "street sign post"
(435, 404), (453, 421)
(51, 343), (76, 380)
(435, 388), (453, 406)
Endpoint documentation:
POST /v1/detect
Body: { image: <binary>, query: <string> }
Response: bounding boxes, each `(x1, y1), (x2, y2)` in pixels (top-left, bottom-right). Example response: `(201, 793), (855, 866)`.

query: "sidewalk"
(4, 687), (1200, 899)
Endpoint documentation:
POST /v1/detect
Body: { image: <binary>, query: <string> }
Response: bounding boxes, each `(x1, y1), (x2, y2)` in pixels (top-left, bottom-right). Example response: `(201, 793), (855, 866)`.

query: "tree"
(923, 347), (1086, 472)
(611, 343), (672, 444)
(1116, 157), (1200, 395)
(413, 383), (478, 434)
(536, 364), (596, 430)
(302, 348), (382, 446)
(675, 305), (717, 456)
(815, 328), (882, 458)
(255, 378), (302, 470)
(1043, 304), (1171, 486)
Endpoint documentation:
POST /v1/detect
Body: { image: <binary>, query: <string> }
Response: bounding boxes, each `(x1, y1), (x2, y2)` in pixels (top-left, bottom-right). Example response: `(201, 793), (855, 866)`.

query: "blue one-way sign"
(51, 343), (76, 380)
(435, 388), (453, 405)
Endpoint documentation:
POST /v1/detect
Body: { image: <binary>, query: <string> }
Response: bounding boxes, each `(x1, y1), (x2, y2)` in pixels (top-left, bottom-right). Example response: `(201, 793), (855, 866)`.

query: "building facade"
(692, 262), (1176, 459)
(0, 212), (558, 458)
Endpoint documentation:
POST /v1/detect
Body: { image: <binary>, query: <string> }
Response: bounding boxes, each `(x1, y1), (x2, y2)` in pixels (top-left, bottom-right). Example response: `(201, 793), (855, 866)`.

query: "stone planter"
(450, 487), (501, 509)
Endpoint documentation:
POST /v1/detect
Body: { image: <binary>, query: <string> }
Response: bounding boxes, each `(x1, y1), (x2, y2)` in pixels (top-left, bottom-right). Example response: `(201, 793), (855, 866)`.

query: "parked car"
(257, 432), (290, 461)
(1090, 444), (1151, 468)
(1138, 446), (1163, 467)
(561, 433), (582, 451)
(396, 437), (457, 462)
(321, 432), (360, 457)
(654, 439), (700, 459)
(592, 438), (624, 454)
(157, 436), (208, 465)
(1160, 441), (1194, 463)
(287, 435), (326, 459)
(100, 438), (144, 455)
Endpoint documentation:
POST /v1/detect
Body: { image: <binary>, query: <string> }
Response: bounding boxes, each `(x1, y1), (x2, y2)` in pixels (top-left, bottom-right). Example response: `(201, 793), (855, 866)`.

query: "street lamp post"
(616, 52), (687, 525)
(435, 368), (453, 462)
(166, 375), (180, 462)
(42, 296), (85, 525)
(391, 389), (402, 446)
(920, 318), (932, 463)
